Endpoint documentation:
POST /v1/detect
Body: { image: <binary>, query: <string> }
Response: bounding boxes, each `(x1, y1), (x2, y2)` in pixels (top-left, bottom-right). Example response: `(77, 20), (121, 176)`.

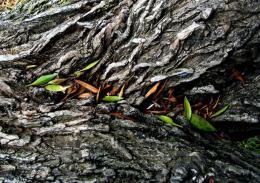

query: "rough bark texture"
(0, 0), (260, 182)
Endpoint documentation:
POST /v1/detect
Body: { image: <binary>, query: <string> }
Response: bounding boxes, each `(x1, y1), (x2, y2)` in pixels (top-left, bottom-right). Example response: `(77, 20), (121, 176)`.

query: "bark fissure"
(0, 0), (260, 182)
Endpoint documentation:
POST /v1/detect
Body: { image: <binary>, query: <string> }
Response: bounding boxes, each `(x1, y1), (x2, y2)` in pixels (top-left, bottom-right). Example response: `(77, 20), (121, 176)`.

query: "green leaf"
(29, 73), (57, 86)
(102, 96), (123, 102)
(26, 65), (37, 69)
(211, 105), (230, 118)
(80, 60), (99, 72)
(73, 71), (83, 77)
(190, 114), (216, 132)
(157, 115), (183, 128)
(184, 96), (192, 120)
(72, 60), (99, 77)
(44, 85), (68, 92)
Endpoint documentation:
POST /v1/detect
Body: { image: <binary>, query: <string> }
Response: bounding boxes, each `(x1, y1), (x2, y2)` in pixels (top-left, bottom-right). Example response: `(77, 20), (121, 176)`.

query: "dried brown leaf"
(110, 87), (120, 96)
(145, 110), (168, 114)
(96, 86), (101, 102)
(173, 104), (184, 113)
(168, 88), (174, 98)
(75, 79), (99, 93)
(103, 84), (112, 90)
(231, 69), (245, 84)
(154, 80), (167, 98)
(119, 84), (126, 97)
(78, 92), (92, 99)
(77, 86), (88, 95)
(163, 97), (177, 103)
(212, 96), (220, 110)
(62, 84), (78, 101)
(145, 82), (160, 99)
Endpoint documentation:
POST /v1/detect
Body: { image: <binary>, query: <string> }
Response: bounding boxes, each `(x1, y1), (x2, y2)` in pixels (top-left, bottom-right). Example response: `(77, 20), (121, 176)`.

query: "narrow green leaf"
(184, 96), (192, 120)
(211, 105), (230, 118)
(29, 73), (57, 86)
(72, 70), (84, 77)
(72, 60), (99, 77)
(190, 114), (216, 132)
(157, 115), (183, 128)
(26, 65), (37, 69)
(102, 96), (123, 102)
(44, 85), (67, 92)
(80, 60), (99, 72)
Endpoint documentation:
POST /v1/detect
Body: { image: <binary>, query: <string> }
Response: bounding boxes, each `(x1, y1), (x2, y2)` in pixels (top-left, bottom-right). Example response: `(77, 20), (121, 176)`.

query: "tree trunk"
(0, 0), (259, 182)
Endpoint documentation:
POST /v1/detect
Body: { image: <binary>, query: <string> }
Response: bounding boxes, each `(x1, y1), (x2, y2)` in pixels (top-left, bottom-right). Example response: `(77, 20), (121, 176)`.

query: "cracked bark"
(0, 0), (260, 182)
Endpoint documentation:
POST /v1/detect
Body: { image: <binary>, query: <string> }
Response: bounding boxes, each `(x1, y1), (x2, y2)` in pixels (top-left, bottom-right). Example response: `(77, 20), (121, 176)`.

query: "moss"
(59, 0), (70, 5)
(18, 0), (27, 6)
(167, 136), (176, 143)
(240, 136), (260, 154)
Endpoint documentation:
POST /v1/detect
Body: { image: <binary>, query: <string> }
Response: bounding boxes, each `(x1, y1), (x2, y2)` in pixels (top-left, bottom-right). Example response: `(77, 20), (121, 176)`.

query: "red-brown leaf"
(154, 80), (167, 98)
(78, 92), (92, 99)
(96, 86), (101, 102)
(145, 82), (160, 99)
(75, 80), (99, 93)
(231, 69), (245, 84)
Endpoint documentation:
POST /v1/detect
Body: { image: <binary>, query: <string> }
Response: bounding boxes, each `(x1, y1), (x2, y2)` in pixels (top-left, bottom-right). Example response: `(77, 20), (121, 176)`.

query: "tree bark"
(0, 0), (259, 182)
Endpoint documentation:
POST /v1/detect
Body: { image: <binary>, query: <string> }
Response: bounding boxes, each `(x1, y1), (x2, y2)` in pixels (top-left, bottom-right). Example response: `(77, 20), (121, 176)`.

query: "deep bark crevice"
(0, 0), (260, 182)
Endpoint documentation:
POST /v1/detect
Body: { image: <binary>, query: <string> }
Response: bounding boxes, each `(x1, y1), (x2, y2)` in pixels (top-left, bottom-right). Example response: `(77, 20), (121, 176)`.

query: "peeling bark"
(0, 0), (260, 182)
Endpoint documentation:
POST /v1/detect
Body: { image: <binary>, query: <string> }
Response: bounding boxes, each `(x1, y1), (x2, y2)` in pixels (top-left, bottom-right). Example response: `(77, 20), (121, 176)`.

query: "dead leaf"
(209, 97), (214, 106)
(192, 102), (203, 110)
(154, 80), (167, 98)
(163, 97), (176, 103)
(68, 86), (87, 99)
(96, 86), (101, 102)
(173, 104), (184, 113)
(103, 84), (112, 90)
(78, 92), (92, 99)
(199, 105), (208, 111)
(110, 87), (120, 96)
(212, 96), (220, 110)
(145, 110), (168, 114)
(145, 82), (160, 99)
(62, 84), (78, 101)
(75, 79), (99, 93)
(119, 84), (126, 97)
(66, 85), (77, 95)
(168, 88), (175, 98)
(231, 68), (245, 84)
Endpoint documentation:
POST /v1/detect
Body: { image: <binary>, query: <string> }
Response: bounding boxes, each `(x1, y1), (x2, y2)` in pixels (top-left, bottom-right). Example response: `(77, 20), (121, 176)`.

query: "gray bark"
(0, 0), (260, 182)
